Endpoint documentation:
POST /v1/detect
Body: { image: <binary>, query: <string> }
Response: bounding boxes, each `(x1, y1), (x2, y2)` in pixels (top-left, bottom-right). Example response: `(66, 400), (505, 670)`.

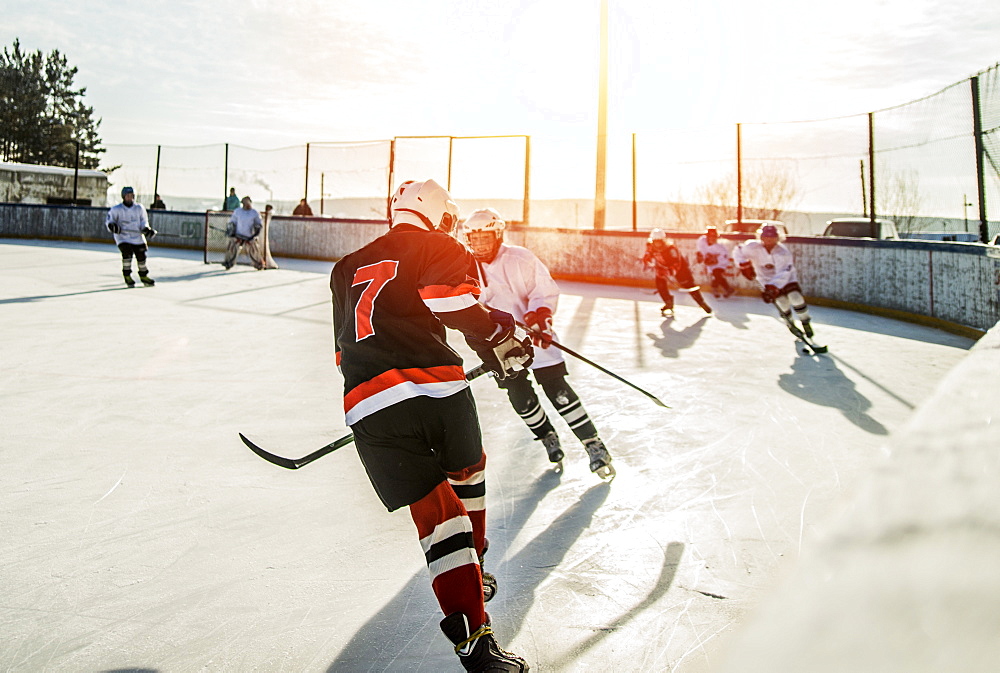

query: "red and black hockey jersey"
(331, 224), (495, 426)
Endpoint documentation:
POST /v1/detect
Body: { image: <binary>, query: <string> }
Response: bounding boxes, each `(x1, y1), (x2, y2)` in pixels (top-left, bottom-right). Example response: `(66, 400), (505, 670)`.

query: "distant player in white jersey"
(734, 224), (815, 338)
(695, 226), (735, 298)
(463, 208), (614, 480)
(223, 196), (265, 270)
(106, 186), (156, 287)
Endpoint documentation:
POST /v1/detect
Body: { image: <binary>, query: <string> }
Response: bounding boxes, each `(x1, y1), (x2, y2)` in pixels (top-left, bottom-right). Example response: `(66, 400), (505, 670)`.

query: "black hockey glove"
(225, 222), (236, 237)
(142, 226), (157, 239)
(252, 223), (262, 238)
(467, 310), (534, 379)
(739, 262), (756, 280)
(107, 222), (121, 234)
(761, 284), (779, 303)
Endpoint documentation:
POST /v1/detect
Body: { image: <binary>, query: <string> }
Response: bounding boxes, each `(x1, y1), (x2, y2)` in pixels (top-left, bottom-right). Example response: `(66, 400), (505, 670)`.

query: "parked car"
(722, 219), (788, 235)
(821, 218), (899, 240)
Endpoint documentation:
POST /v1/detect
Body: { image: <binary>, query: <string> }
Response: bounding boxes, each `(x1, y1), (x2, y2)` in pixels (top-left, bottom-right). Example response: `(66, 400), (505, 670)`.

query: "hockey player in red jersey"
(463, 208), (614, 480)
(641, 229), (713, 317)
(331, 180), (531, 672)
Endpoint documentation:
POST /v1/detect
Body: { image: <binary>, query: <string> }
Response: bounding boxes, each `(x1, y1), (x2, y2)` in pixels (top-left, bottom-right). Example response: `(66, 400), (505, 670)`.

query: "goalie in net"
(204, 195), (278, 269)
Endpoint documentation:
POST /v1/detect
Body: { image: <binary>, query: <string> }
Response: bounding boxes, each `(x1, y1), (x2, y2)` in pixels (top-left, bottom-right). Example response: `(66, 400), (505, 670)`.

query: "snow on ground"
(0, 240), (973, 672)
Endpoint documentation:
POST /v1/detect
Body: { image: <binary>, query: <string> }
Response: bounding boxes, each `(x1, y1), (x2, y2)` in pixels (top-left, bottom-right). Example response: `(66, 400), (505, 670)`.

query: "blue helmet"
(121, 186), (135, 197)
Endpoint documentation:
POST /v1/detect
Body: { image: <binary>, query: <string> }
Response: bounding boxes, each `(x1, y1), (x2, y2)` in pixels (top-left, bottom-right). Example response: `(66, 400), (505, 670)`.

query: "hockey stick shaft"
(517, 322), (669, 408)
(242, 364), (490, 470)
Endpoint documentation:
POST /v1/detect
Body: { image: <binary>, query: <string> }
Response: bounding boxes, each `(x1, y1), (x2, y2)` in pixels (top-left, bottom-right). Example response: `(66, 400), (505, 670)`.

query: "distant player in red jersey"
(331, 179), (531, 672)
(641, 229), (712, 317)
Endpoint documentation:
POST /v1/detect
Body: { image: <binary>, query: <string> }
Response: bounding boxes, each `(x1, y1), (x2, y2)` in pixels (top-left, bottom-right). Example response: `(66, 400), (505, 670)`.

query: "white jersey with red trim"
(696, 236), (732, 272)
(734, 240), (798, 288)
(476, 243), (563, 369)
(331, 224), (494, 426)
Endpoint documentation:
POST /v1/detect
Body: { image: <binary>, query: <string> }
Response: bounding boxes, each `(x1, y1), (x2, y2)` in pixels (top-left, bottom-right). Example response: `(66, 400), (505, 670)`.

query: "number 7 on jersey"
(352, 260), (398, 341)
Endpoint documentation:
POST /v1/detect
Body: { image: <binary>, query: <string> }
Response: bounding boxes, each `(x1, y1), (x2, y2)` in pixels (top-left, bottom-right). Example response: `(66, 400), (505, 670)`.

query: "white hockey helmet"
(389, 179), (460, 233)
(463, 207), (506, 234)
(464, 208), (506, 262)
(648, 228), (667, 243)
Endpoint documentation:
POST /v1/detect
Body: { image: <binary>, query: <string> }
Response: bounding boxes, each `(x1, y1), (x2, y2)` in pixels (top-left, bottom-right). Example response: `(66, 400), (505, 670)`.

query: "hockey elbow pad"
(739, 262), (756, 280)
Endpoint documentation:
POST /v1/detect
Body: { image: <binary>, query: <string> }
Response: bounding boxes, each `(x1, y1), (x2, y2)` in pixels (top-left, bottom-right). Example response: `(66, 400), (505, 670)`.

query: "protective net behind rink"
(204, 210), (277, 268)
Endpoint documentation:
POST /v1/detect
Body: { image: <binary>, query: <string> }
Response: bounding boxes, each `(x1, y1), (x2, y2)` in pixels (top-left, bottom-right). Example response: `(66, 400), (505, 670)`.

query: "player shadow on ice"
(0, 285), (143, 304)
(98, 668), (160, 673)
(777, 349), (888, 435)
(645, 315), (711, 359)
(324, 465), (570, 671)
(541, 540), (685, 668)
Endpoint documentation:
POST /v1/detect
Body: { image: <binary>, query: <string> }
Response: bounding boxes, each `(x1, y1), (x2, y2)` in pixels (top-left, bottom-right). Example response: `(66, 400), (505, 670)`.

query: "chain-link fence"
(102, 135), (530, 224)
(101, 63), (1000, 240)
(634, 61), (1000, 239)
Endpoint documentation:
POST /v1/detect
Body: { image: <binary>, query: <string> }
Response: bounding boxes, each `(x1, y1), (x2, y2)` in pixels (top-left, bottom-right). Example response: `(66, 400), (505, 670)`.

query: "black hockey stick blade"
(517, 322), (670, 408)
(241, 431), (355, 470)
(241, 365), (491, 470)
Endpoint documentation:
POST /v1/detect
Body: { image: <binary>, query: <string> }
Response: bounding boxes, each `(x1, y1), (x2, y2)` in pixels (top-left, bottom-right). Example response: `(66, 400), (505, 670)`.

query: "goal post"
(204, 209), (278, 269)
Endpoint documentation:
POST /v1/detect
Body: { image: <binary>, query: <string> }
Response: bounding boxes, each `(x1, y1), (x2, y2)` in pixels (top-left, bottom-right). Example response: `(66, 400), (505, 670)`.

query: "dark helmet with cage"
(758, 224), (780, 239)
(389, 179), (460, 234)
(463, 208), (506, 263)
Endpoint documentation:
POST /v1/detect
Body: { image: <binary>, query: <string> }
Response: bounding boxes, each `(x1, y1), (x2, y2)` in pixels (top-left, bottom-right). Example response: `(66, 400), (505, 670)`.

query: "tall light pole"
(593, 0), (609, 230)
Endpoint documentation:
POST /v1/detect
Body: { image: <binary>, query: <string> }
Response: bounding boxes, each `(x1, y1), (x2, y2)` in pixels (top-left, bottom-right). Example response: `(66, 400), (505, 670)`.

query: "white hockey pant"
(775, 290), (810, 325)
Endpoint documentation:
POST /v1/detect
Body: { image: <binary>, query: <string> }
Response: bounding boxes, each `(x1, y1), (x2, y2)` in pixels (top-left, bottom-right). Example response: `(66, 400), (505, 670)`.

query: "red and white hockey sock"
(447, 451), (487, 557)
(410, 480), (485, 629)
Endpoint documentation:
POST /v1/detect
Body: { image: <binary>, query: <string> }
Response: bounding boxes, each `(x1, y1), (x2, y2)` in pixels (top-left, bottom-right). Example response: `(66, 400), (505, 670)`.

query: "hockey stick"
(241, 364), (491, 470)
(517, 322), (670, 408)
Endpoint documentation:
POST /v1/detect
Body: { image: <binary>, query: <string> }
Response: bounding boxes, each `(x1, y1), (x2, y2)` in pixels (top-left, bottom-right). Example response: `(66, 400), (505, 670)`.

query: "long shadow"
(645, 315), (710, 359)
(778, 349), (888, 434)
(324, 472), (593, 672)
(548, 540), (685, 667)
(0, 285), (137, 304)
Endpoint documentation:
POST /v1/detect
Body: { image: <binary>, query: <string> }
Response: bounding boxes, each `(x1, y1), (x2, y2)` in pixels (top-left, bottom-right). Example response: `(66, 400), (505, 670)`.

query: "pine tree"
(0, 39), (104, 169)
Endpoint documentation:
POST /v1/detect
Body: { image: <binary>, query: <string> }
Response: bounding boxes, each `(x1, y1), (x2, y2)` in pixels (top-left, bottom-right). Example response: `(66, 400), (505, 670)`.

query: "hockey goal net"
(203, 210), (278, 269)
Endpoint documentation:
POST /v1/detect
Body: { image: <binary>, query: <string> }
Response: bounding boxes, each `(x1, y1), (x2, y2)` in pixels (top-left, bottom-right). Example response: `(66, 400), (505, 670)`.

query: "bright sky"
(4, 0), (1000, 203)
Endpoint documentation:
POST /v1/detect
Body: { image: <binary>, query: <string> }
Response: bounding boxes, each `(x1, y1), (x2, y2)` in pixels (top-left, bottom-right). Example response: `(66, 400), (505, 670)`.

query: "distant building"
(0, 161), (108, 207)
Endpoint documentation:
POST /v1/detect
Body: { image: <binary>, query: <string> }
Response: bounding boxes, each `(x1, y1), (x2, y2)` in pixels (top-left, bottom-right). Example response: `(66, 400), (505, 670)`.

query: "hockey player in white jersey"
(695, 226), (735, 298)
(463, 208), (614, 479)
(106, 186), (156, 287)
(734, 224), (816, 339)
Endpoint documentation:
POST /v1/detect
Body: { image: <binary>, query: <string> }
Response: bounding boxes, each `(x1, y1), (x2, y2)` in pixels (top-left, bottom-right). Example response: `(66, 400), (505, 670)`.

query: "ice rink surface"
(0, 240), (975, 672)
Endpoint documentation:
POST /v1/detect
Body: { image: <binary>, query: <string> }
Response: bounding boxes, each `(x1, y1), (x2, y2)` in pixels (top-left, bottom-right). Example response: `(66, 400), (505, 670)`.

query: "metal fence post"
(868, 113), (876, 224)
(971, 75), (989, 242)
(736, 123), (743, 225)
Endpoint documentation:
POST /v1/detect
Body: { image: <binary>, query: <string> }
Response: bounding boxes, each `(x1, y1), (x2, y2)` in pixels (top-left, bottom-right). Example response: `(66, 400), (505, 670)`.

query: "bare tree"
(877, 169), (922, 234)
(695, 162), (800, 223)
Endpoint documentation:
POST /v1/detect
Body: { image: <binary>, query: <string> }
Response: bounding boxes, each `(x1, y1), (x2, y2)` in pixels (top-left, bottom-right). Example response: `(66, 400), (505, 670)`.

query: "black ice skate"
(123, 271), (136, 287)
(139, 273), (155, 286)
(479, 538), (497, 603)
(540, 430), (564, 472)
(440, 613), (529, 673)
(584, 437), (615, 481)
(784, 318), (827, 355)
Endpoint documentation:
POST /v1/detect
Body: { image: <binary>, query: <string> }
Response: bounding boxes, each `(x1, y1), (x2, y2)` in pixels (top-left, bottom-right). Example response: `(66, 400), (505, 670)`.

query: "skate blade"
(551, 460), (564, 474)
(594, 464), (616, 481)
